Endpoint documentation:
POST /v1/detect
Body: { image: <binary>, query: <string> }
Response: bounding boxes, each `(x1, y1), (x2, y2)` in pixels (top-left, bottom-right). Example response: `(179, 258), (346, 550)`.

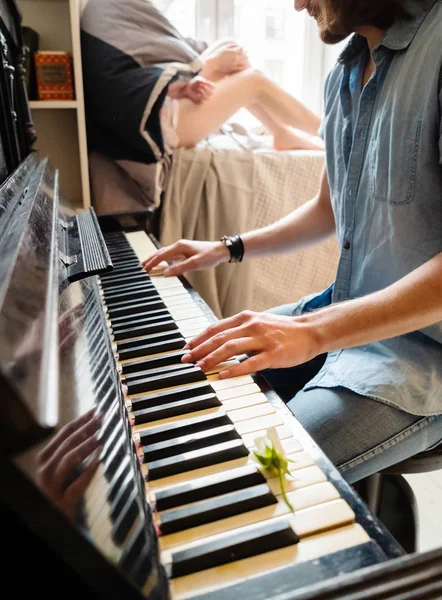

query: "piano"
(2, 2), (442, 599)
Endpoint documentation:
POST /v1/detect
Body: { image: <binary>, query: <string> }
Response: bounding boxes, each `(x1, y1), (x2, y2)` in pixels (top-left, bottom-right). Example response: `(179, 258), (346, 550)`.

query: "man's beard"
(308, 2), (351, 45)
(320, 28), (349, 44)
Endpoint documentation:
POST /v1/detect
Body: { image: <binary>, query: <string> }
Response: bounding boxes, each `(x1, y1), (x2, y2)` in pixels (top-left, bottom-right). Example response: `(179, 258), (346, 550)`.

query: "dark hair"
(319, 0), (411, 39)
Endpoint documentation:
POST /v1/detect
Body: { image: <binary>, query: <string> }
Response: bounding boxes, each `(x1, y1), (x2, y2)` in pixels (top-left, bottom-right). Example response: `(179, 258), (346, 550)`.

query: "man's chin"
(319, 28), (350, 45)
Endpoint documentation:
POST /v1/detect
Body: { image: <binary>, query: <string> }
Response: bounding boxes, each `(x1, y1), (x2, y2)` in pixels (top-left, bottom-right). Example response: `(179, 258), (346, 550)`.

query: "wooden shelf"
(20, 0), (91, 209)
(29, 100), (78, 109)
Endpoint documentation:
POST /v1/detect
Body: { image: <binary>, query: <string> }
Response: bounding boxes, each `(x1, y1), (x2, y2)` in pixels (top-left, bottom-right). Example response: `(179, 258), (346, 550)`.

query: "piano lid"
(0, 153), (113, 456)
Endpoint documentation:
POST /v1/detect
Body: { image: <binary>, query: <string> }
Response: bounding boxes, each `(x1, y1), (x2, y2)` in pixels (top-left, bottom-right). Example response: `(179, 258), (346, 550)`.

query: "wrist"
(220, 235), (245, 263)
(215, 240), (231, 263)
(296, 310), (331, 358)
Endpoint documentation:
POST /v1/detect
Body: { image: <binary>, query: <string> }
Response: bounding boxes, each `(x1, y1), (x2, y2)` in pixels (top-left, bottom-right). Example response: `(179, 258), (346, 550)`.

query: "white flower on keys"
(252, 426), (294, 512)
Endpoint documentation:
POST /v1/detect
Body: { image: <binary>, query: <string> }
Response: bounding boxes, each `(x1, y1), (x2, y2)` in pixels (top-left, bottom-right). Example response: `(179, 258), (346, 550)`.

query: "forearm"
(303, 252), (442, 355)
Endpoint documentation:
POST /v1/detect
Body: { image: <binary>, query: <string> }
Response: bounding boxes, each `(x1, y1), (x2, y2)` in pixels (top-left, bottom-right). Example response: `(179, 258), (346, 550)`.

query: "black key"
(130, 381), (213, 410)
(114, 311), (171, 332)
(142, 424), (240, 462)
(170, 519), (299, 578)
(103, 281), (155, 297)
(159, 484), (277, 535)
(120, 343), (184, 368)
(125, 361), (194, 383)
(155, 465), (266, 511)
(119, 345), (184, 366)
(138, 411), (232, 446)
(114, 321), (183, 343)
(111, 307), (170, 326)
(107, 298), (167, 318)
(110, 476), (137, 523)
(148, 439), (249, 480)
(133, 393), (221, 426)
(105, 287), (161, 305)
(115, 318), (178, 342)
(112, 489), (140, 545)
(127, 366), (206, 396)
(101, 272), (146, 286)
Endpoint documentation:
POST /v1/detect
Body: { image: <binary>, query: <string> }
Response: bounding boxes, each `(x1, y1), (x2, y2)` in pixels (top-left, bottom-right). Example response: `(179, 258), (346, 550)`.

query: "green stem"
(277, 466), (294, 512)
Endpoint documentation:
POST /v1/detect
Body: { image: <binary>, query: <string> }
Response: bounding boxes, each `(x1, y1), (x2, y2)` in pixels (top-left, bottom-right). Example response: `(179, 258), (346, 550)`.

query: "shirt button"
(343, 240), (351, 250)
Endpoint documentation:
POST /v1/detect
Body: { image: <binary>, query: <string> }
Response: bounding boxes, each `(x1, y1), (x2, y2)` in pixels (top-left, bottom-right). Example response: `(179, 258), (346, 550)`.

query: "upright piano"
(2, 2), (442, 599)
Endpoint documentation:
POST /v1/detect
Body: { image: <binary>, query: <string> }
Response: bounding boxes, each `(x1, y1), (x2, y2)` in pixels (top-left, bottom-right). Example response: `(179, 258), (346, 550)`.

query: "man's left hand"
(182, 310), (320, 379)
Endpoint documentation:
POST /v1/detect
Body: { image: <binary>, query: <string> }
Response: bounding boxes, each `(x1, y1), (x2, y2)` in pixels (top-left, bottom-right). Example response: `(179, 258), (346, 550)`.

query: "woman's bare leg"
(175, 68), (322, 148)
(248, 103), (324, 150)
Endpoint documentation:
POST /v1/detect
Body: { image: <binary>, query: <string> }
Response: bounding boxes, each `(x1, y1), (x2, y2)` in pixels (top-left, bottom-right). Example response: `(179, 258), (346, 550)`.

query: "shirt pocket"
(369, 119), (422, 205)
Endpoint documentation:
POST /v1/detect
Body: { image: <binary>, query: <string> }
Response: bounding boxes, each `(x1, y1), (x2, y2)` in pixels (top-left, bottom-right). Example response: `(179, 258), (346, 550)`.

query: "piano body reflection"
(2, 2), (442, 599)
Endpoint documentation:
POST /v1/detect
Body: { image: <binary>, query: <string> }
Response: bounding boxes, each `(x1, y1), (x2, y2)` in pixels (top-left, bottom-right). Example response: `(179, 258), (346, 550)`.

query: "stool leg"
(365, 472), (383, 515)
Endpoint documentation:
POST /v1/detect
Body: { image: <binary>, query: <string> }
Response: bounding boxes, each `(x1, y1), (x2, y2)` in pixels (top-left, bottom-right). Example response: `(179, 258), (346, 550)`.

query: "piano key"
(147, 439), (249, 481)
(102, 280), (156, 296)
(104, 287), (163, 305)
(134, 409), (232, 446)
(207, 373), (254, 388)
(214, 383), (262, 402)
(221, 392), (268, 412)
(101, 272), (147, 286)
(114, 321), (185, 343)
(168, 518), (299, 578)
(169, 524), (370, 600)
(121, 348), (188, 369)
(158, 483), (277, 535)
(131, 393), (222, 426)
(152, 464), (266, 512)
(111, 307), (170, 326)
(126, 366), (207, 396)
(140, 423), (240, 462)
(124, 362), (195, 384)
(241, 424), (295, 449)
(129, 381), (214, 410)
(125, 230), (166, 266)
(158, 480), (341, 552)
(117, 318), (179, 339)
(108, 298), (168, 318)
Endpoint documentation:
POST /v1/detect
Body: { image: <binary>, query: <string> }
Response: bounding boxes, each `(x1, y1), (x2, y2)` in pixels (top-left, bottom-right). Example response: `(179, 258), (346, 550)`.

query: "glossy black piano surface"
(2, 1), (442, 599)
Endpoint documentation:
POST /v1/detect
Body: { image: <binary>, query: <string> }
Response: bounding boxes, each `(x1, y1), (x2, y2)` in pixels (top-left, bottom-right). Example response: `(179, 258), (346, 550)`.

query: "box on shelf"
(34, 51), (75, 101)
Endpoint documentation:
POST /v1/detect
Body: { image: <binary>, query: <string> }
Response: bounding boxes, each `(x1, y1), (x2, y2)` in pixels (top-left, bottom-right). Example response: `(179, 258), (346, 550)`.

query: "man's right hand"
(143, 239), (231, 277)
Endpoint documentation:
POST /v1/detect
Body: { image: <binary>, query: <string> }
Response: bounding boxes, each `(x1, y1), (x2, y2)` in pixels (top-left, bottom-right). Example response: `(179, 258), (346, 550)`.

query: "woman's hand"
(185, 76), (215, 104)
(181, 310), (321, 379)
(143, 239), (230, 277)
(203, 41), (250, 78)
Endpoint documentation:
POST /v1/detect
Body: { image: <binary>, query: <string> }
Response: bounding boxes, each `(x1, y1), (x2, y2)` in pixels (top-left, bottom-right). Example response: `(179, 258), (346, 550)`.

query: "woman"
(81, 0), (323, 166)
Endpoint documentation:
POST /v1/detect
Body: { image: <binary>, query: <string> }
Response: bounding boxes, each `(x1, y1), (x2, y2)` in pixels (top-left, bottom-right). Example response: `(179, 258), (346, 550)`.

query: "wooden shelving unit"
(19, 0), (90, 209)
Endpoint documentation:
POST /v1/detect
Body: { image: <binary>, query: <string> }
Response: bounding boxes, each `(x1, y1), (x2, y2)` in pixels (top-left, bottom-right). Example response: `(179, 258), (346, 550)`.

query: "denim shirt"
(302, 0), (442, 415)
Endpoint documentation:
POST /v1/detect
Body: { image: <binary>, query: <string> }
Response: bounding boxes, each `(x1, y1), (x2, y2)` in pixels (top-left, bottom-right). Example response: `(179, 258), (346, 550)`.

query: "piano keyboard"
(96, 229), (372, 599)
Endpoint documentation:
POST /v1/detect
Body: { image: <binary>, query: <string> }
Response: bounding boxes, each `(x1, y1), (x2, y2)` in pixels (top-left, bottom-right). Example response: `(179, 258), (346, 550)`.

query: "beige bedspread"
(159, 133), (340, 319)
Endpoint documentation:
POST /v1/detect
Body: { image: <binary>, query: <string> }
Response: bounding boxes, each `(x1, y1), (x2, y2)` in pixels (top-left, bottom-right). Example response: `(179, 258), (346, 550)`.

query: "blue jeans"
(262, 303), (442, 484)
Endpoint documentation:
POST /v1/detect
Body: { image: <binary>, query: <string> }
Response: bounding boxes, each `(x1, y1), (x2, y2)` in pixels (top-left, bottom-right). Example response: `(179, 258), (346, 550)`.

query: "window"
(152, 0), (339, 115)
(265, 8), (284, 42)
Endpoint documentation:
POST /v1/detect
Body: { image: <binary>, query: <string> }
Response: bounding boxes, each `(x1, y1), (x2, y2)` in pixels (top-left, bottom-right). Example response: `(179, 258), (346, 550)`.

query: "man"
(144, 0), (442, 483)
